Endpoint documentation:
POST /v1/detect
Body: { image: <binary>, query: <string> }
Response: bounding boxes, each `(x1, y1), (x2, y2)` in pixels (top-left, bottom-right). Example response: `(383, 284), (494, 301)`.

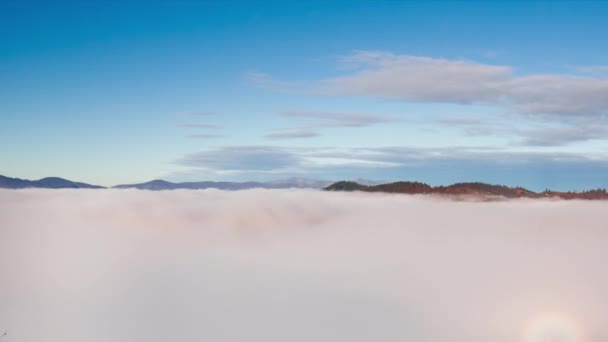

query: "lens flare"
(524, 312), (583, 342)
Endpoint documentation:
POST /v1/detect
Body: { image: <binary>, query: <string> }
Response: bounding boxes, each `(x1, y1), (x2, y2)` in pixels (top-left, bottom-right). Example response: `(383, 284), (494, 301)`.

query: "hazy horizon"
(2, 173), (608, 193)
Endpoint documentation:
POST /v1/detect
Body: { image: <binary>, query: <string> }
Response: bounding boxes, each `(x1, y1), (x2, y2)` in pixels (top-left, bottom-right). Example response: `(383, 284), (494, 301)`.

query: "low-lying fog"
(0, 189), (606, 342)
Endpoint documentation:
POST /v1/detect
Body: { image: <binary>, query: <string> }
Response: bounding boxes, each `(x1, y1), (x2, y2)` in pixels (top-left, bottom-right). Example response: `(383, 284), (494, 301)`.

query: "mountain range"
(324, 181), (608, 200)
(112, 178), (334, 190)
(0, 175), (334, 190)
(2, 175), (606, 199)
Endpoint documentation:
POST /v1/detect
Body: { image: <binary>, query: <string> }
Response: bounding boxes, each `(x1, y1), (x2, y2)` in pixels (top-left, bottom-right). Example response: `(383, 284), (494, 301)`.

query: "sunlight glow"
(524, 312), (583, 342)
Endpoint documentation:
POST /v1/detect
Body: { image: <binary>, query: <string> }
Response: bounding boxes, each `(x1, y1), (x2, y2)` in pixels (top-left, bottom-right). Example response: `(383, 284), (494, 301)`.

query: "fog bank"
(0, 189), (607, 342)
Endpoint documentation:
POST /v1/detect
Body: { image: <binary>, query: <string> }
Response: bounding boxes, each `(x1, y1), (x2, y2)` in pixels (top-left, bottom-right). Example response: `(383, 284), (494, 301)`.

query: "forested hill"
(324, 181), (608, 200)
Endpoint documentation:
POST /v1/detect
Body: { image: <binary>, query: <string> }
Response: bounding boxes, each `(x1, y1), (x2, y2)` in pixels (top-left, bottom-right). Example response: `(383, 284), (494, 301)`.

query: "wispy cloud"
(437, 117), (484, 126)
(171, 111), (221, 118)
(435, 116), (508, 137)
(265, 129), (321, 140)
(436, 115), (608, 147)
(322, 51), (511, 104)
(177, 120), (223, 139)
(255, 51), (608, 118)
(480, 49), (499, 59)
(514, 123), (608, 147)
(185, 111), (219, 116)
(177, 123), (222, 129)
(186, 133), (224, 139)
(262, 110), (397, 140)
(247, 71), (307, 93)
(577, 65), (608, 74)
(176, 146), (301, 172)
(509, 75), (608, 116)
(282, 110), (398, 128)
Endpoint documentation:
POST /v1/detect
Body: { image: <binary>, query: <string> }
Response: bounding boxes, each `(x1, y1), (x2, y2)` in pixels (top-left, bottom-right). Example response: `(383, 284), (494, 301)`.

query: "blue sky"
(1, 1), (608, 190)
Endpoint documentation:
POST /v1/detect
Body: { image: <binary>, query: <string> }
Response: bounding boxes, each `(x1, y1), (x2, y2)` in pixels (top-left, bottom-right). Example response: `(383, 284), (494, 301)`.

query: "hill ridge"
(324, 181), (608, 200)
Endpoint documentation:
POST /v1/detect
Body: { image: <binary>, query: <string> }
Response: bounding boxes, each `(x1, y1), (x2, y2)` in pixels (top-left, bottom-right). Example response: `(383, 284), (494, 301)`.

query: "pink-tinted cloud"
(1, 189), (607, 342)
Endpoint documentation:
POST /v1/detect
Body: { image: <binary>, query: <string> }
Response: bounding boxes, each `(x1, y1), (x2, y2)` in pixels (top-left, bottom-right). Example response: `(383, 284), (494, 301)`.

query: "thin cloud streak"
(262, 110), (397, 140)
(282, 110), (398, 128)
(435, 116), (608, 146)
(514, 124), (608, 147)
(176, 146), (300, 171)
(186, 111), (219, 116)
(577, 65), (608, 74)
(186, 134), (224, 139)
(177, 123), (222, 129)
(265, 129), (321, 140)
(437, 117), (485, 126)
(171, 111), (220, 117)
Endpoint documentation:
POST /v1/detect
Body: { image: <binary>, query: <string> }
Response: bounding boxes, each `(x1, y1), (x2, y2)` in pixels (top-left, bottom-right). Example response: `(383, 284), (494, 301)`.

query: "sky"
(1, 0), (608, 190)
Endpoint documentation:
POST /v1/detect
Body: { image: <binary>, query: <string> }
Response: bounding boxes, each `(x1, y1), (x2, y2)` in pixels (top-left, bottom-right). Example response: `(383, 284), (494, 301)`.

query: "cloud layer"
(1, 189), (608, 342)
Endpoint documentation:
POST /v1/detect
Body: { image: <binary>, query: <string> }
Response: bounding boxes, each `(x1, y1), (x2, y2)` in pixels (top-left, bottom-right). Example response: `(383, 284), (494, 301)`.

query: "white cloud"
(436, 116), (608, 146)
(255, 51), (608, 118)
(514, 123), (608, 146)
(321, 51), (511, 104)
(509, 75), (608, 116)
(1, 190), (608, 342)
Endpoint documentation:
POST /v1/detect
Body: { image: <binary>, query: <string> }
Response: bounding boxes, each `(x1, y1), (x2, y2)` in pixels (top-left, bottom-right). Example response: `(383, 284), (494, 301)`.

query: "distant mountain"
(113, 179), (268, 191)
(325, 180), (608, 200)
(0, 175), (104, 189)
(265, 177), (333, 189)
(113, 179), (180, 190)
(113, 178), (332, 190)
(0, 175), (331, 191)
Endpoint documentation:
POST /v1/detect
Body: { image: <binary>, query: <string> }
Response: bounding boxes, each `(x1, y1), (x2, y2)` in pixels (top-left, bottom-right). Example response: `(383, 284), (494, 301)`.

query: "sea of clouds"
(0, 189), (607, 342)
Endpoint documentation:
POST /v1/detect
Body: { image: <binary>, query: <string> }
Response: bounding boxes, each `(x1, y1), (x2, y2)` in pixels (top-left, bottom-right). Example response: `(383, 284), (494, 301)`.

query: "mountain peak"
(0, 175), (104, 189)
